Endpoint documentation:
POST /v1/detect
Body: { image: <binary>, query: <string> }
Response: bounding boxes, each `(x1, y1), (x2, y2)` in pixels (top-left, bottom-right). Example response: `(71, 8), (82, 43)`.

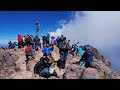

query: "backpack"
(25, 47), (31, 53)
(79, 61), (85, 67)
(84, 45), (90, 51)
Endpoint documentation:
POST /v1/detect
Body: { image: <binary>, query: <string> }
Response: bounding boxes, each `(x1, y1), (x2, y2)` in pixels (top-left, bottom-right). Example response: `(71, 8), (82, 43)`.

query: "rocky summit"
(0, 45), (120, 79)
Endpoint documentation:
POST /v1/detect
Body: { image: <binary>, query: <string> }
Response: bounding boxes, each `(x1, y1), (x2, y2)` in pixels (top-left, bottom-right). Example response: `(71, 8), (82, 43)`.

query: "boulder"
(82, 68), (101, 79)
(48, 76), (60, 79)
(64, 64), (85, 79)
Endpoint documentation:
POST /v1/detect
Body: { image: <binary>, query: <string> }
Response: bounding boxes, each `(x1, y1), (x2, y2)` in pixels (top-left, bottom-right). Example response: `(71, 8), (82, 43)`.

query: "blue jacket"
(42, 46), (52, 56)
(56, 37), (60, 43)
(84, 45), (90, 51)
(81, 51), (93, 65)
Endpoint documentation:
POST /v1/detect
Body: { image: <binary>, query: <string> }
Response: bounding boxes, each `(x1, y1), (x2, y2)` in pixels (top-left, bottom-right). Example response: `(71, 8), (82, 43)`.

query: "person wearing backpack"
(59, 35), (64, 43)
(18, 34), (23, 49)
(84, 44), (90, 51)
(11, 42), (17, 49)
(25, 44), (34, 65)
(34, 35), (40, 51)
(80, 47), (93, 68)
(58, 37), (69, 69)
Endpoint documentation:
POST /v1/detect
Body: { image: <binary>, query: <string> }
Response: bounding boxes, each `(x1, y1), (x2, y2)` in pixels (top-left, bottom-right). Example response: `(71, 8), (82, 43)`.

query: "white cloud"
(50, 11), (120, 68)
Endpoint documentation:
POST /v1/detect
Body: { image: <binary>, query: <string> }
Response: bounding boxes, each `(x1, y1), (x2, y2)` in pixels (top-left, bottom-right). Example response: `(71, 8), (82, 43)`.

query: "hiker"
(58, 37), (69, 69)
(69, 45), (76, 56)
(76, 45), (84, 56)
(67, 40), (72, 52)
(25, 35), (29, 46)
(59, 35), (64, 43)
(8, 41), (14, 49)
(80, 46), (93, 68)
(34, 56), (57, 78)
(12, 42), (17, 49)
(42, 43), (53, 57)
(25, 44), (35, 65)
(46, 32), (50, 44)
(38, 41), (41, 49)
(74, 40), (77, 45)
(84, 44), (90, 51)
(56, 36), (60, 46)
(51, 36), (55, 45)
(34, 35), (40, 51)
(22, 36), (26, 47)
(42, 34), (47, 44)
(18, 34), (23, 49)
(30, 35), (34, 46)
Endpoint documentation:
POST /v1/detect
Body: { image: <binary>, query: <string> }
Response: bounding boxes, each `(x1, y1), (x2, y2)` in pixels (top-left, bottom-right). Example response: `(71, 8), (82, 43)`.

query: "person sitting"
(79, 46), (93, 68)
(34, 55), (57, 78)
(8, 41), (12, 49)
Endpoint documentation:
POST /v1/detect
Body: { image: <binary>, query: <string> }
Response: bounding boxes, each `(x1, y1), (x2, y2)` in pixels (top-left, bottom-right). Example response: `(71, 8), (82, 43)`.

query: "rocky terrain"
(0, 45), (120, 79)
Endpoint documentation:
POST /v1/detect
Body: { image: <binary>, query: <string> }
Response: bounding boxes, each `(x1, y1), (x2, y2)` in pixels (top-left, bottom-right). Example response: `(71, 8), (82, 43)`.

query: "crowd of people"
(7, 32), (94, 78)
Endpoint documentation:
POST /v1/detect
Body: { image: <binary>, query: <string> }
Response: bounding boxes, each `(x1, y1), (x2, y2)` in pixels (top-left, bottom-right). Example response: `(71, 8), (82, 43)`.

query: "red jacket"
(18, 35), (23, 42)
(51, 36), (55, 39)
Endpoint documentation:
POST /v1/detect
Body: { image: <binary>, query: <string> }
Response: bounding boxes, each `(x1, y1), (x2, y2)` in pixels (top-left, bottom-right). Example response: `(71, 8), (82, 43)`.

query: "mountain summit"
(0, 45), (120, 79)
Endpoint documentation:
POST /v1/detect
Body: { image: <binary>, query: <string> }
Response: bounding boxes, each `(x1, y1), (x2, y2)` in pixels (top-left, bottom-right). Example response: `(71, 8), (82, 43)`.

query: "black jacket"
(34, 37), (40, 45)
(81, 51), (93, 61)
(58, 41), (69, 55)
(34, 57), (51, 74)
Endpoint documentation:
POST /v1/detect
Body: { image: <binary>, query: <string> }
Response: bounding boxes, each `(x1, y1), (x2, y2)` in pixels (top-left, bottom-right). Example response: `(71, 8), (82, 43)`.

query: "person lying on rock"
(79, 46), (93, 68)
(34, 55), (58, 78)
(25, 44), (35, 65)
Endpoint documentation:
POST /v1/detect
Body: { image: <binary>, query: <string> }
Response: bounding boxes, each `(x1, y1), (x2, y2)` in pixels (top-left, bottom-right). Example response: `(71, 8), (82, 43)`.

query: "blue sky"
(0, 11), (72, 43)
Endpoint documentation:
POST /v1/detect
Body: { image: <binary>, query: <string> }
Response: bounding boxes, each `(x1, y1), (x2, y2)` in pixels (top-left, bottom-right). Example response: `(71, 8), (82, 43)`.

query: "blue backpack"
(84, 45), (90, 51)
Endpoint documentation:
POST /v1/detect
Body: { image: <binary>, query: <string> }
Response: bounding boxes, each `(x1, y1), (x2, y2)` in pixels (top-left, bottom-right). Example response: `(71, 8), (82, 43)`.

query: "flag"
(36, 21), (40, 30)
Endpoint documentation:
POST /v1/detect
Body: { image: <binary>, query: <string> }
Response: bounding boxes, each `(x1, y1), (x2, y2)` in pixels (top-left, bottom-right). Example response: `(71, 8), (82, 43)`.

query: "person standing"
(58, 37), (69, 69)
(34, 35), (40, 51)
(18, 34), (23, 49)
(46, 32), (50, 44)
(51, 36), (55, 45)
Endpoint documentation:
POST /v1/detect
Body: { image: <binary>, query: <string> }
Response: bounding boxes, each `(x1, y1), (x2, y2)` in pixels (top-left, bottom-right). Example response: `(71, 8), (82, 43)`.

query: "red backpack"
(25, 46), (31, 53)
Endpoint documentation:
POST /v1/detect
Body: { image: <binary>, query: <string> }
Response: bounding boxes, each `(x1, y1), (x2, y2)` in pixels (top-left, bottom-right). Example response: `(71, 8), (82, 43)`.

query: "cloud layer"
(50, 11), (120, 70)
